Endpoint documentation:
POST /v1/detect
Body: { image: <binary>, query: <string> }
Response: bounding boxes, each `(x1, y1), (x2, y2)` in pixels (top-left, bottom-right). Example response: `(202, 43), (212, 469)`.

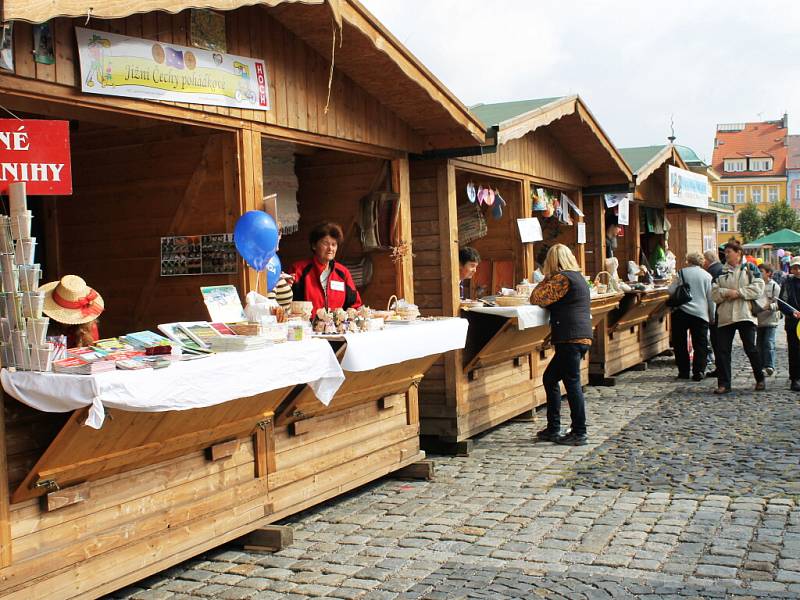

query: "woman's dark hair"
(724, 240), (743, 255)
(759, 263), (773, 273)
(309, 222), (344, 250)
(459, 246), (481, 265)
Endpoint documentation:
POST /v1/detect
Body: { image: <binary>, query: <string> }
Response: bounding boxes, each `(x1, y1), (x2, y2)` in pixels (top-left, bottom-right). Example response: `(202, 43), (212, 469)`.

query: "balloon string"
(255, 269), (261, 295)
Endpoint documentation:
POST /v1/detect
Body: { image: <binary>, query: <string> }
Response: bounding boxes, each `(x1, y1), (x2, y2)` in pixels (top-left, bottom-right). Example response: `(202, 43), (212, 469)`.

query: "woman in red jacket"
(290, 222), (362, 314)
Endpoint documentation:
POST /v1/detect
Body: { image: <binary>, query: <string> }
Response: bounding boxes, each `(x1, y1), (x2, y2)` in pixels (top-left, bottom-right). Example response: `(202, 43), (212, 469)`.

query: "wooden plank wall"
(278, 150), (399, 308)
(51, 125), (236, 336)
(464, 129), (586, 189)
(0, 439), (268, 599)
(9, 8), (418, 152)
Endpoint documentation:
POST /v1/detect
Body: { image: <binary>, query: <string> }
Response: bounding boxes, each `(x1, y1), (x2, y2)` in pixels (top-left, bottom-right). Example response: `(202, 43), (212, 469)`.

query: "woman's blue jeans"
(543, 343), (589, 436)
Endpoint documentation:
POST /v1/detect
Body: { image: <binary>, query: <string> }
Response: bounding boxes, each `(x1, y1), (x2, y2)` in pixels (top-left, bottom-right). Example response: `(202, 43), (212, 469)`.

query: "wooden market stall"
(0, 1), (483, 598)
(410, 96), (632, 450)
(588, 144), (705, 384)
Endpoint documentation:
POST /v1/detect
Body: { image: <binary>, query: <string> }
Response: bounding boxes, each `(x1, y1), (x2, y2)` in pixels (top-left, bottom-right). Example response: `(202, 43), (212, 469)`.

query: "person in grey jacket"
(757, 263), (781, 376)
(669, 252), (715, 381)
(710, 241), (766, 394)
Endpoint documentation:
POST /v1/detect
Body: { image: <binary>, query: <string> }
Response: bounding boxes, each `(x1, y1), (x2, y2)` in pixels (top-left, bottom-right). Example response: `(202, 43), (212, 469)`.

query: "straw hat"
(39, 275), (104, 325)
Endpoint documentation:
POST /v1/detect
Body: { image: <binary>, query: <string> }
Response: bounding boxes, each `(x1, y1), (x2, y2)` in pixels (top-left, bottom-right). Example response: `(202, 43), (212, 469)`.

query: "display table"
(277, 319), (468, 425)
(464, 305), (548, 330)
(265, 318), (468, 522)
(2, 338), (344, 429)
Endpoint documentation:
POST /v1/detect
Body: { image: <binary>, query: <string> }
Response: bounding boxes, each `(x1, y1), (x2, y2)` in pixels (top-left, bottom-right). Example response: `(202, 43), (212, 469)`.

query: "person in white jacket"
(710, 241), (765, 394)
(756, 263), (782, 376)
(668, 252), (715, 381)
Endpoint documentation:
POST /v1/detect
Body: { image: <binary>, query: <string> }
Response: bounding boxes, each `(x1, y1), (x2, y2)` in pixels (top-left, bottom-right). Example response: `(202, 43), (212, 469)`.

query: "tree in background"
(738, 202), (763, 242)
(763, 201), (799, 235)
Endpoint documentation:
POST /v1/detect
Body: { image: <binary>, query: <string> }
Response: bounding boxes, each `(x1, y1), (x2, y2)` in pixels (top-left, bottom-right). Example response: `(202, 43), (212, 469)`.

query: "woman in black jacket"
(530, 244), (593, 446)
(779, 257), (800, 391)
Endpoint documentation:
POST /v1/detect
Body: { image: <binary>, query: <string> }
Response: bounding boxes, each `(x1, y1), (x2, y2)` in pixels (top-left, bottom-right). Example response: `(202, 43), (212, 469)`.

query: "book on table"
(177, 322), (222, 349)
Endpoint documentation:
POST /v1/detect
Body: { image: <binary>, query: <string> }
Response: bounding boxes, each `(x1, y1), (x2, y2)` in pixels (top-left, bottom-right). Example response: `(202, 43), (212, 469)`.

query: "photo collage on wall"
(160, 233), (237, 276)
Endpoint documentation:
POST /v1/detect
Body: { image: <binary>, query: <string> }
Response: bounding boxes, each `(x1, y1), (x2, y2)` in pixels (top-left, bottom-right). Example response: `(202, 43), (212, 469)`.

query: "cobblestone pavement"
(111, 337), (800, 600)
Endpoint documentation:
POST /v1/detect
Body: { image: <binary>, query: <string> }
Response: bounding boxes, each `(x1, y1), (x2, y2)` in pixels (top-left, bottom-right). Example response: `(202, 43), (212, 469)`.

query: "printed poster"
(577, 222), (586, 244)
(75, 27), (269, 111)
(618, 196), (630, 225)
(669, 165), (709, 209)
(200, 285), (246, 323)
(517, 218), (543, 243)
(160, 233), (237, 276)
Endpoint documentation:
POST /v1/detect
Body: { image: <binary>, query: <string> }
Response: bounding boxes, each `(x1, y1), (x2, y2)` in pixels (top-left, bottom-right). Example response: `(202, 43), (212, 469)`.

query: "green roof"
(469, 97), (565, 129)
(676, 145), (703, 165)
(743, 228), (800, 247)
(619, 145), (668, 174)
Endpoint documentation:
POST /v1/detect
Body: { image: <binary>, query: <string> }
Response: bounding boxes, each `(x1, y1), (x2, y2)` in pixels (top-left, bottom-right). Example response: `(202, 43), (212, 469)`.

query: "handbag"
(744, 266), (769, 316)
(666, 269), (692, 308)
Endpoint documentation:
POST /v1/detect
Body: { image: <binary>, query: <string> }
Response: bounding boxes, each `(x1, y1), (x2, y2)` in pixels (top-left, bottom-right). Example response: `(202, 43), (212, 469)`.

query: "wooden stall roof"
(620, 144), (688, 184)
(469, 95), (633, 184)
(3, 0), (486, 152)
(3, 0), (338, 25)
(271, 0), (486, 150)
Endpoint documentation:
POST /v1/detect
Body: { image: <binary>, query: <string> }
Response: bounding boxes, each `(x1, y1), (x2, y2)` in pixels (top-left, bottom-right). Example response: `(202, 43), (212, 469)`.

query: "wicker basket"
(387, 295), (419, 320)
(495, 295), (530, 307)
(593, 271), (611, 295)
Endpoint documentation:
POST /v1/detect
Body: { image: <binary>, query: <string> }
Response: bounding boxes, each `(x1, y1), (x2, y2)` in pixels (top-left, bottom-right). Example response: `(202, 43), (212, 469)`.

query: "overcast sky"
(360, 0), (800, 163)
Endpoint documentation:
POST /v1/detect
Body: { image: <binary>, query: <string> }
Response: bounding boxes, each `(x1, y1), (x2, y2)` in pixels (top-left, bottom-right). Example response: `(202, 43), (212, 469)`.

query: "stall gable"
(6, 8), (423, 153)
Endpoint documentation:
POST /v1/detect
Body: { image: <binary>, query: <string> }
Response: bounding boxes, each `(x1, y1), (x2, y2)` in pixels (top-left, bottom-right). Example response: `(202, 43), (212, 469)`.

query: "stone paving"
(110, 336), (800, 599)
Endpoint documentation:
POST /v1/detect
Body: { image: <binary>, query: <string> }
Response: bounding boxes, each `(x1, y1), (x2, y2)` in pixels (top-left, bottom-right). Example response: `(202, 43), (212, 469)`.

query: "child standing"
(757, 264), (781, 376)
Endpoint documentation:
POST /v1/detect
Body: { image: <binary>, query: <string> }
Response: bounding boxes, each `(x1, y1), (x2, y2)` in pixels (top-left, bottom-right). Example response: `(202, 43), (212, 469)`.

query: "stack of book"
(120, 331), (173, 355)
(53, 356), (117, 375)
(207, 335), (268, 352)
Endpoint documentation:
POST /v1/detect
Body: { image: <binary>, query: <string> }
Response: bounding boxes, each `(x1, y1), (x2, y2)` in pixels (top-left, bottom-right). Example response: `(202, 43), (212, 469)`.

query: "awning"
(3, 0), (341, 27)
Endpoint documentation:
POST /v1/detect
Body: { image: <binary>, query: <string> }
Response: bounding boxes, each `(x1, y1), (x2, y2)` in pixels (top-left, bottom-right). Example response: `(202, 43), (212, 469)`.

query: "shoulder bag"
(666, 269), (692, 308)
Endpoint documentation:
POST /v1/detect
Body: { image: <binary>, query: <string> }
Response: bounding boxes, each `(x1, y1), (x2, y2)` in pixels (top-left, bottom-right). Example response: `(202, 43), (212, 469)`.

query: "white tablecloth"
(338, 318), (468, 372)
(465, 305), (550, 330)
(1, 338), (344, 429)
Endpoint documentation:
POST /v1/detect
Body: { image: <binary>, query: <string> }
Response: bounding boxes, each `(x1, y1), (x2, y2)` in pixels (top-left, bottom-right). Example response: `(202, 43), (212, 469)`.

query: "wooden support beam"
(208, 439), (240, 462)
(236, 128), (264, 295)
(45, 482), (90, 512)
(0, 393), (10, 567)
(420, 436), (473, 457)
(392, 460), (435, 481)
(628, 362), (648, 372)
(240, 525), (294, 553)
(589, 374), (616, 387)
(392, 157), (414, 302)
(289, 418), (314, 437)
(512, 409), (537, 423)
(379, 396), (401, 411)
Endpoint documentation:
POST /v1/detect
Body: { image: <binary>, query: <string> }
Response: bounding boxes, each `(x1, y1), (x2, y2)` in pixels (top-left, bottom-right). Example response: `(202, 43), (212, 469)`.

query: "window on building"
(749, 157), (773, 172)
(796, 186), (800, 201)
(751, 187), (762, 203)
(720, 218), (729, 232)
(724, 159), (747, 172)
(719, 188), (729, 204)
(769, 186), (778, 202)
(735, 188), (745, 204)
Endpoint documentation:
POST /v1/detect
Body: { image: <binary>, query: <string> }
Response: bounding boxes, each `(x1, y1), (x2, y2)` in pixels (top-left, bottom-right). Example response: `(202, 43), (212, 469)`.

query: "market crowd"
(668, 240), (800, 395)
(508, 240), (800, 448)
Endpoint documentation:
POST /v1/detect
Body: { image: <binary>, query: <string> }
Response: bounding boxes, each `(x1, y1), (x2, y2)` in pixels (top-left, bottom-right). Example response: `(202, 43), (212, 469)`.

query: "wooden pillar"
(576, 189), (586, 272)
(438, 160), (463, 408)
(0, 394), (10, 567)
(392, 157), (414, 302)
(520, 178), (534, 276)
(235, 128), (264, 294)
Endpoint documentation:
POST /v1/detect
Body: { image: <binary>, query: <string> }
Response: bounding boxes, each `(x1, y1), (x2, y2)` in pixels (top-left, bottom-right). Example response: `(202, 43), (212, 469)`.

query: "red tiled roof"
(788, 135), (800, 171)
(711, 120), (787, 178)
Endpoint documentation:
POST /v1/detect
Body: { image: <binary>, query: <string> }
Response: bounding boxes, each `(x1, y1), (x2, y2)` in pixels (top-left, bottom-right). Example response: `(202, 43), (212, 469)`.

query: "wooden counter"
(0, 386), (293, 600)
(590, 289), (671, 384)
(266, 336), (449, 522)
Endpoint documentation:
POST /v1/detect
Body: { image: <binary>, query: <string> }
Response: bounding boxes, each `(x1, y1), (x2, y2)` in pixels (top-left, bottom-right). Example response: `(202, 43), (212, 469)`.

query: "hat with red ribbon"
(39, 275), (105, 325)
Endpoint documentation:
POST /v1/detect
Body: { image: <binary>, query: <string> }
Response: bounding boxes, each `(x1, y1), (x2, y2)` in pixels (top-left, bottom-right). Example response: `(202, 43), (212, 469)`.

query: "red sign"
(0, 119), (72, 195)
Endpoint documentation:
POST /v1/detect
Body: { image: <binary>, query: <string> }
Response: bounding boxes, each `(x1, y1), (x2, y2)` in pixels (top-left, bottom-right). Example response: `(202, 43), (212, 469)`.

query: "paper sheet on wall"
(517, 218), (543, 243)
(577, 222), (586, 244)
(618, 197), (630, 225)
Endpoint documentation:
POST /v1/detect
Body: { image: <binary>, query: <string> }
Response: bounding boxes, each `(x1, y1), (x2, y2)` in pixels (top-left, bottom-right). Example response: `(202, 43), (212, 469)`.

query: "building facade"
(711, 115), (789, 246)
(788, 135), (800, 212)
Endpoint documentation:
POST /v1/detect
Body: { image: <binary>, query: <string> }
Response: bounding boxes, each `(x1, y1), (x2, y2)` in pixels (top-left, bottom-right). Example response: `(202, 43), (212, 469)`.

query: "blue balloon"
(234, 211), (279, 271)
(265, 254), (282, 293)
